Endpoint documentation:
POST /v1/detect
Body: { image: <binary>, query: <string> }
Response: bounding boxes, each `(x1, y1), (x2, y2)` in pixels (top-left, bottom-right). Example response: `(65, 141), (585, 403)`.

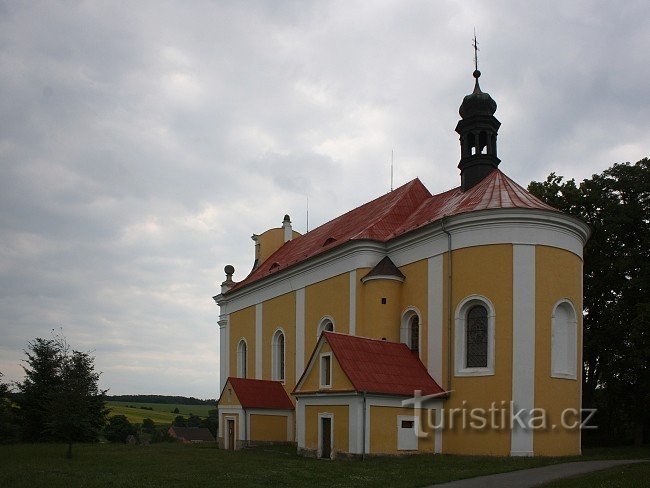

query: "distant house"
(168, 426), (215, 443)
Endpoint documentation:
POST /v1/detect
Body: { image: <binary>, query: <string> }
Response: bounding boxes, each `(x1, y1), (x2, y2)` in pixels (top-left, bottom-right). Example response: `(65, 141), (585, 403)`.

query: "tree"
(141, 418), (155, 433)
(104, 415), (136, 443)
(172, 415), (187, 427)
(201, 409), (219, 437)
(46, 345), (108, 458)
(187, 413), (201, 428)
(529, 158), (649, 444)
(0, 372), (20, 443)
(16, 334), (108, 454)
(16, 338), (63, 441)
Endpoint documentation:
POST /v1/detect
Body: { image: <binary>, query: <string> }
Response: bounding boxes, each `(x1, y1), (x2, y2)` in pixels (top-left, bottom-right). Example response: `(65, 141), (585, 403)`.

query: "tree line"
(107, 394), (216, 405)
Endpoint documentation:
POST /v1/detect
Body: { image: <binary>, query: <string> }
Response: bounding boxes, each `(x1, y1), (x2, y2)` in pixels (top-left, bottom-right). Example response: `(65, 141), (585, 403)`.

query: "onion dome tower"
(455, 36), (501, 191)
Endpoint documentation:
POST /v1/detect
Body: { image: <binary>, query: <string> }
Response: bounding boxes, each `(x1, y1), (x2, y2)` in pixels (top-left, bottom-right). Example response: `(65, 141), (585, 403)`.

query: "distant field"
(107, 401), (215, 425)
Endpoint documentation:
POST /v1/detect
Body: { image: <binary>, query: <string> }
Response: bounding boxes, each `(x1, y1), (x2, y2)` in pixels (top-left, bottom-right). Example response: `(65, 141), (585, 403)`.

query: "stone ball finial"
(224, 265), (235, 276)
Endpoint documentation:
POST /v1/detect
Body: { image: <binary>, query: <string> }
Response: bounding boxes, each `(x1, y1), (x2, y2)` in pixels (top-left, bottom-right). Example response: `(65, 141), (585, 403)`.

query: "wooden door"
(227, 419), (235, 450)
(321, 417), (331, 459)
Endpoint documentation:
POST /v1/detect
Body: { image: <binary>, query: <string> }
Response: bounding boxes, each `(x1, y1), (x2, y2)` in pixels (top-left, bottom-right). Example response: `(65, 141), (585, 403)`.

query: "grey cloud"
(1, 0), (648, 397)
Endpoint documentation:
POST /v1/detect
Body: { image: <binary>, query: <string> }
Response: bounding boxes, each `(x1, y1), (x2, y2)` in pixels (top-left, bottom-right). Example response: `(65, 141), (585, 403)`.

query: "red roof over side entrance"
(226, 377), (294, 410)
(323, 332), (446, 397)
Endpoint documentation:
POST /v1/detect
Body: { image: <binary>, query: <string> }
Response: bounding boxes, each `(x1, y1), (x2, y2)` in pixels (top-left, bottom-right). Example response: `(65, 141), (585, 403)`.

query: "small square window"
(381, 298), (387, 304)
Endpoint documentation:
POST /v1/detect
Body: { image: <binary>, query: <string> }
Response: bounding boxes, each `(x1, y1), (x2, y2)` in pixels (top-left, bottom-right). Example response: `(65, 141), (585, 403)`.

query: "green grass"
(539, 461), (650, 487)
(0, 443), (648, 488)
(106, 401), (215, 425)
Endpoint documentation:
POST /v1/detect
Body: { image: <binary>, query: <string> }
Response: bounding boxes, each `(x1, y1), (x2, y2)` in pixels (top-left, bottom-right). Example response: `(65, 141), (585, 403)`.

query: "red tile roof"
(319, 332), (446, 397)
(228, 170), (556, 293)
(225, 377), (294, 410)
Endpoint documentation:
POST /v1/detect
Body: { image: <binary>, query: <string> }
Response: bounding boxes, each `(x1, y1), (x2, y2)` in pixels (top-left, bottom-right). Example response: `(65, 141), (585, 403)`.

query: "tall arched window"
(237, 339), (247, 378)
(400, 308), (421, 354)
(551, 300), (578, 379)
(272, 329), (285, 382)
(455, 295), (495, 376)
(466, 305), (488, 368)
(317, 317), (335, 337)
(409, 315), (419, 353)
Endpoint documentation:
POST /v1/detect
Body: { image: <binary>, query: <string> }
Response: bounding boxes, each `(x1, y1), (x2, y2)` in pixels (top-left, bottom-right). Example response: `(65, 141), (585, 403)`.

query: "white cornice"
(215, 208), (590, 315)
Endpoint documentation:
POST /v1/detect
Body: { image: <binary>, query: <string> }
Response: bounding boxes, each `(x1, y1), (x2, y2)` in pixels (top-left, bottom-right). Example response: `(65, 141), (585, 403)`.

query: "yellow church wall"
(298, 341), (355, 392)
(262, 292), (296, 397)
(533, 246), (582, 456)
(256, 228), (300, 264)
(250, 414), (289, 442)
(442, 244), (514, 456)
(360, 279), (401, 341)
(369, 406), (435, 454)
(228, 305), (256, 379)
(399, 259), (429, 365)
(304, 273), (350, 359)
(304, 405), (349, 454)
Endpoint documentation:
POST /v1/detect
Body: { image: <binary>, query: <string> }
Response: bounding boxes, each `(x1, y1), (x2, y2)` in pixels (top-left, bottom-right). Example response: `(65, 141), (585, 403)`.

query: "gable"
(294, 338), (355, 394)
(217, 378), (242, 407)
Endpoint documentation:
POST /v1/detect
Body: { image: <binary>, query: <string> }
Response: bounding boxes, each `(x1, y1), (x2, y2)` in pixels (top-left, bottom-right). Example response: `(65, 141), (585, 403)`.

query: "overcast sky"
(1, 1), (648, 398)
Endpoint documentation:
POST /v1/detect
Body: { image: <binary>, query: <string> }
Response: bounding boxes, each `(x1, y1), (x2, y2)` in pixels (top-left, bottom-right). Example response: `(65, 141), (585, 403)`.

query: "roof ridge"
(348, 178), (430, 240)
(349, 178), (432, 240)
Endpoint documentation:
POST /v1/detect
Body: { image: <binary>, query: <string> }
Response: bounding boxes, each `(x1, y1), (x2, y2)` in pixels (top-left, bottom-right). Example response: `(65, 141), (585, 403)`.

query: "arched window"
(455, 295), (495, 376)
(409, 315), (419, 353)
(466, 305), (488, 368)
(237, 339), (247, 378)
(272, 329), (285, 382)
(400, 308), (421, 354)
(317, 317), (335, 337)
(551, 300), (578, 379)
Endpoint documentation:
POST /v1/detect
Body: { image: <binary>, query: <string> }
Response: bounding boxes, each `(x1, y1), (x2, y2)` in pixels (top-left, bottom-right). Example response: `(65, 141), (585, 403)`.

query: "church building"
(214, 66), (590, 457)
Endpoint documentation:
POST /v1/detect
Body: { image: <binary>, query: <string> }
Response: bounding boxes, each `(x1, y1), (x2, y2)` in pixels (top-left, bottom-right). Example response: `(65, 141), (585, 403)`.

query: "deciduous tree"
(529, 158), (649, 444)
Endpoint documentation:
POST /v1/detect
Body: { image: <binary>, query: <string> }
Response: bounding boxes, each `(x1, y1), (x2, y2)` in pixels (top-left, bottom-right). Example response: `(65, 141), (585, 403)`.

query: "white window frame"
(317, 412), (334, 459)
(317, 316), (335, 337)
(236, 338), (248, 378)
(551, 299), (578, 380)
(400, 307), (421, 353)
(319, 352), (332, 389)
(397, 414), (418, 450)
(454, 295), (496, 376)
(272, 328), (286, 383)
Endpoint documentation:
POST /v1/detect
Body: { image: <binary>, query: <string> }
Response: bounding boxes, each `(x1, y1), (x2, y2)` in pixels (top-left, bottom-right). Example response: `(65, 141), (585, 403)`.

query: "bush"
(104, 415), (136, 443)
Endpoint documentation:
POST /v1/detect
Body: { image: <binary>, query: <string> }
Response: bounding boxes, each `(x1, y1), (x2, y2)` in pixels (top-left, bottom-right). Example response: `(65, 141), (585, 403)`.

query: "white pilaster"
(219, 314), (230, 392)
(349, 270), (357, 335)
(255, 303), (263, 379)
(296, 398), (305, 448)
(296, 288), (305, 380)
(511, 244), (536, 456)
(427, 255), (443, 384)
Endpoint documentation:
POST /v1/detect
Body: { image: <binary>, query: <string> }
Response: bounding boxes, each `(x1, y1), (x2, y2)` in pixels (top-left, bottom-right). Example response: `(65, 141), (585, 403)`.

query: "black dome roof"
(459, 70), (497, 118)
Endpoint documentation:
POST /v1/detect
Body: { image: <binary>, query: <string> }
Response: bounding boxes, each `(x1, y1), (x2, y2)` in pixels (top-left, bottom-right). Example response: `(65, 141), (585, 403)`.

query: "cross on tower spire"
(473, 29), (479, 72)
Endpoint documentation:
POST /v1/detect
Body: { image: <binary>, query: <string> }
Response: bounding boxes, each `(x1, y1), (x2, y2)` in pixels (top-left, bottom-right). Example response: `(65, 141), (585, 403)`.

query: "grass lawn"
(106, 402), (215, 425)
(1, 443), (648, 488)
(540, 460), (650, 487)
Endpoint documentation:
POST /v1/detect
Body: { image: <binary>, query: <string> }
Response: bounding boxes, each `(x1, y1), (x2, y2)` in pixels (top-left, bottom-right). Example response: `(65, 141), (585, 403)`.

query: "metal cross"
(473, 29), (480, 71)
